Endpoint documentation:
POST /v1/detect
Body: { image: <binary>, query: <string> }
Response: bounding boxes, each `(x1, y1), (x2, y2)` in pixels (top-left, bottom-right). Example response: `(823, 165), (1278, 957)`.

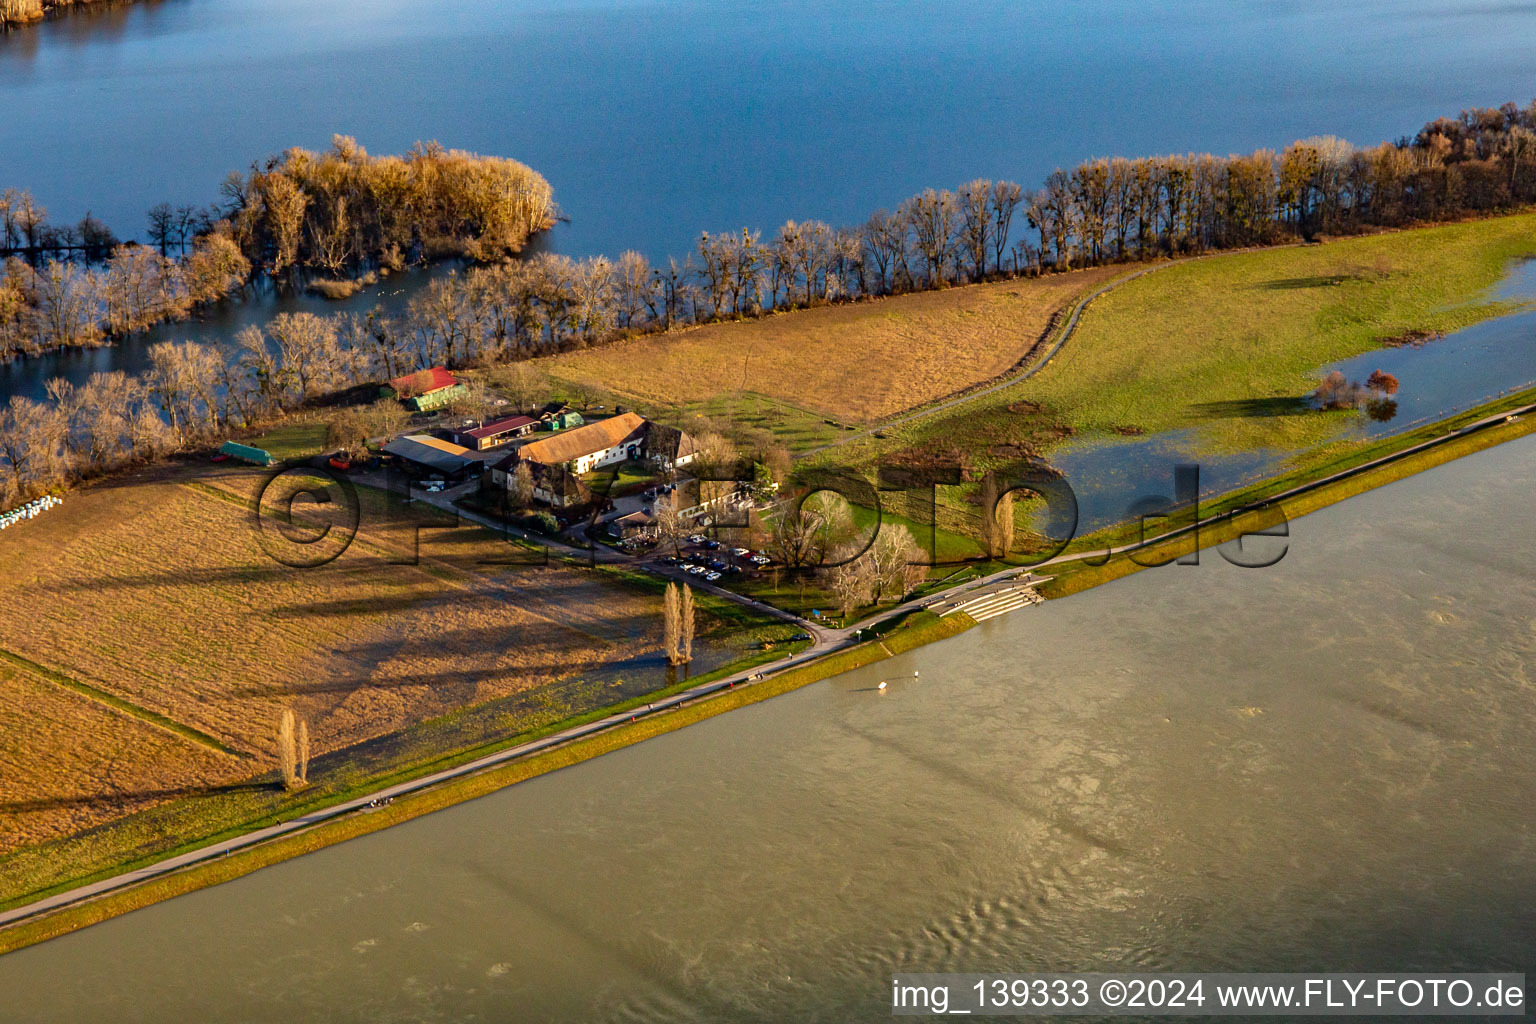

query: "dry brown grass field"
(542, 267), (1123, 423)
(0, 462), (662, 853)
(0, 662), (236, 851)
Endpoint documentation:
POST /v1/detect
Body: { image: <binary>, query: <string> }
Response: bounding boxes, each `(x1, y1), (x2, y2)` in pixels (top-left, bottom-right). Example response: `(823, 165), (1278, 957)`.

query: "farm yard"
(0, 459), (782, 893)
(539, 266), (1123, 428)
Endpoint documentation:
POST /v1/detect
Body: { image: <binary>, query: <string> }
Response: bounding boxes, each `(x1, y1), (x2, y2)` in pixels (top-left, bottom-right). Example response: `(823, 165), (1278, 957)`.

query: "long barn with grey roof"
(382, 435), (479, 478)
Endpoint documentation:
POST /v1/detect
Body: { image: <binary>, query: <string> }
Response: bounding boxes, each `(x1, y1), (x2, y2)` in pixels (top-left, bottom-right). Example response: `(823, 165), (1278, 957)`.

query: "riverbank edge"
(3, 398), (1535, 955)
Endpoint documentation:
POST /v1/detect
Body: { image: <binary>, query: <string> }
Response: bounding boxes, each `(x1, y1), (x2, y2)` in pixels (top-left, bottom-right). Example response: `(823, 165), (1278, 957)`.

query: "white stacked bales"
(0, 494), (62, 531)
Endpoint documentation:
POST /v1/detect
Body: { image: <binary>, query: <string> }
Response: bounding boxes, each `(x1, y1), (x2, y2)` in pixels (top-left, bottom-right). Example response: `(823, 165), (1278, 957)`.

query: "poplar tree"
(663, 582), (682, 666)
(679, 584), (695, 664)
(277, 709), (298, 790)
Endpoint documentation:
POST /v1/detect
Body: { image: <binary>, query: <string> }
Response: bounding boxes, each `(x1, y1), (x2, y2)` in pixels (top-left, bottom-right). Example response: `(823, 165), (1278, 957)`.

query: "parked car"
(703, 539), (721, 550)
(732, 547), (750, 557)
(725, 565), (742, 574)
(687, 534), (707, 544)
(705, 571), (722, 581)
(660, 555), (679, 565)
(791, 632), (812, 641)
(687, 565), (705, 575)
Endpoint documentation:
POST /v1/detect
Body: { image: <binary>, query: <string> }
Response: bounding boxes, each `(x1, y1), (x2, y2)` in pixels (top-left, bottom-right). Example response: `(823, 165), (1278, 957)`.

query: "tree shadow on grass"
(0, 781), (275, 815)
(1189, 397), (1311, 419)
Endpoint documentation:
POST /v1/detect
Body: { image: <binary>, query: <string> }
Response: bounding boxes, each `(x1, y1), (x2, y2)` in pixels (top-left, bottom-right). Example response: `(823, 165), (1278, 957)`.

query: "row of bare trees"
(2, 140), (560, 279)
(0, 187), (124, 260)
(389, 102), (1536, 362)
(0, 306), (391, 506)
(10, 103), (1535, 369)
(0, 236), (251, 360)
(6, 102), (1536, 511)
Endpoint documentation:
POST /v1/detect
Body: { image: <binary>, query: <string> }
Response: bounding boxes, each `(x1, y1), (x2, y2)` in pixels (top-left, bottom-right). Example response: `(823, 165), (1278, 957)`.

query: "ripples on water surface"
(1, 417), (1532, 1022)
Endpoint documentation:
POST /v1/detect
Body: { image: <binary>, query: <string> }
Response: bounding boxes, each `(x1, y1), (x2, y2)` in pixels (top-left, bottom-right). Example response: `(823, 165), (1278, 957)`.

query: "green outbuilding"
(219, 441), (275, 466)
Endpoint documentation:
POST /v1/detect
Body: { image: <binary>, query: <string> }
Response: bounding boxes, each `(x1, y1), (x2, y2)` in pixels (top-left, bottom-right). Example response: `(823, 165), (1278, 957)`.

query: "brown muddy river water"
(1, 429), (1532, 1021)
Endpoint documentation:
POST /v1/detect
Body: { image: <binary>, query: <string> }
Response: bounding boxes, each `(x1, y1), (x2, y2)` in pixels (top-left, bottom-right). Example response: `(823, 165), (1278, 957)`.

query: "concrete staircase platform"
(929, 574), (1049, 622)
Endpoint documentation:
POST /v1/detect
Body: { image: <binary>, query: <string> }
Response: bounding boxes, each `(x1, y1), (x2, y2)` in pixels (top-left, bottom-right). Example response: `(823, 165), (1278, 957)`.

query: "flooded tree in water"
(1366, 369), (1400, 395)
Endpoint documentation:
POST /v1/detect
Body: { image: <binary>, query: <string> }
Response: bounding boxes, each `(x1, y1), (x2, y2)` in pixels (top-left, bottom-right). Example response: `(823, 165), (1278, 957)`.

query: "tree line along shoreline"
(0, 0), (115, 29)
(0, 136), (557, 362)
(3, 102), (1536, 511)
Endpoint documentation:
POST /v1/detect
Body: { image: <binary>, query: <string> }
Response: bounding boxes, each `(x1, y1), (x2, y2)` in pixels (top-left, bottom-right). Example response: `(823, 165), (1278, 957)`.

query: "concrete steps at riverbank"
(930, 576), (1047, 622)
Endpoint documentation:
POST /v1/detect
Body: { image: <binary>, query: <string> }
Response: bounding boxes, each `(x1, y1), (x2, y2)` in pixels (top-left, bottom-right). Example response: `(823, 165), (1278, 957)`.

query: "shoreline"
(2, 389), (1533, 955)
(0, 0), (124, 30)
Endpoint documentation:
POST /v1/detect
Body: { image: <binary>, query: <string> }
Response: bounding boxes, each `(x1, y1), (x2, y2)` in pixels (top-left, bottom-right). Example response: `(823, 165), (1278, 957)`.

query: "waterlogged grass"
(1031, 215), (1536, 435)
(837, 213), (1536, 470)
(1039, 387), (1536, 598)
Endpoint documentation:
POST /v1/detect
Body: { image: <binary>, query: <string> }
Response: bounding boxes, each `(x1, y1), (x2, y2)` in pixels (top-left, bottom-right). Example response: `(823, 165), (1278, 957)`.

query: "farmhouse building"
(608, 509), (657, 541)
(641, 423), (698, 470)
(486, 454), (592, 508)
(515, 412), (650, 475)
(385, 366), (468, 412)
(484, 413), (700, 509)
(453, 414), (538, 451)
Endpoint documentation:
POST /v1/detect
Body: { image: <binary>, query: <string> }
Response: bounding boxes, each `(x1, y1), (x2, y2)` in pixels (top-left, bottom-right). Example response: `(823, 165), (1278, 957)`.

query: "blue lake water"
(1489, 257), (1536, 302)
(5, 0), (1534, 262)
(4, 0), (1536, 401)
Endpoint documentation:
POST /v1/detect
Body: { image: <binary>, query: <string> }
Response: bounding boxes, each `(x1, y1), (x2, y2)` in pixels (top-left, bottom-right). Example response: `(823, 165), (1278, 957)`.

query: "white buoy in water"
(878, 681), (887, 691)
